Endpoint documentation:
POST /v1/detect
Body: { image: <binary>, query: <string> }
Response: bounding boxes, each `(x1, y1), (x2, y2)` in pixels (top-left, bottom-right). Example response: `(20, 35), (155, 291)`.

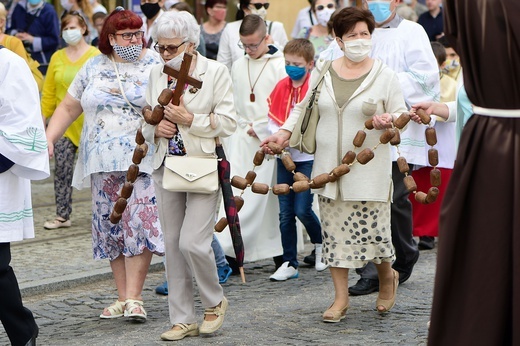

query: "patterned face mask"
(112, 43), (143, 62)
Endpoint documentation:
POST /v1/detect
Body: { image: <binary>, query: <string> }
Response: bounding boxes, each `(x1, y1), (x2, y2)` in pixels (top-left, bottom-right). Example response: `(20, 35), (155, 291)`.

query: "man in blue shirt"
(417, 0), (443, 42)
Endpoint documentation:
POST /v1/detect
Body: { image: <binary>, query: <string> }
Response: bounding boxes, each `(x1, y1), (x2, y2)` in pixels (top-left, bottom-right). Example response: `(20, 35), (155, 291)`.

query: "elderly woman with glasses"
(45, 8), (164, 322)
(142, 10), (236, 341)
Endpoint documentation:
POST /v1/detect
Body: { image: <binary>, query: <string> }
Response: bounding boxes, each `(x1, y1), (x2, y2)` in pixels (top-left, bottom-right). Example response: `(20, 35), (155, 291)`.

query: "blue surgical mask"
(285, 65), (307, 81)
(28, 0), (42, 6)
(368, 1), (393, 23)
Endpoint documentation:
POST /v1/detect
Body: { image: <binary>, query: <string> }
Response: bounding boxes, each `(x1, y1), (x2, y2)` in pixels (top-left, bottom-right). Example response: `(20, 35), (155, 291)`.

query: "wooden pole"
(356, 0), (363, 8)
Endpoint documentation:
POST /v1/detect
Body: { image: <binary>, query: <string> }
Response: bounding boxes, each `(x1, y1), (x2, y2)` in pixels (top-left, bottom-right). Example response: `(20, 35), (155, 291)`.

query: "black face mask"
(141, 2), (161, 19)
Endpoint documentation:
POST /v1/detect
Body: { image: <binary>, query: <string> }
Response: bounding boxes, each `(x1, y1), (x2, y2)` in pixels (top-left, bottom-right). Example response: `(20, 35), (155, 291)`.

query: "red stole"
(267, 74), (310, 126)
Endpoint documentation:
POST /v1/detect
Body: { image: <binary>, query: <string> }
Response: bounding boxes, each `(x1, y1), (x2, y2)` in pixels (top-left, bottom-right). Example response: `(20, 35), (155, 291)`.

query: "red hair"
(98, 9), (146, 55)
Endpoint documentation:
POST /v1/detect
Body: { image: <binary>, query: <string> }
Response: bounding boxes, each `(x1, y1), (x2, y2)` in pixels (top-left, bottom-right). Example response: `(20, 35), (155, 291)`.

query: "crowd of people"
(1, 0), (517, 345)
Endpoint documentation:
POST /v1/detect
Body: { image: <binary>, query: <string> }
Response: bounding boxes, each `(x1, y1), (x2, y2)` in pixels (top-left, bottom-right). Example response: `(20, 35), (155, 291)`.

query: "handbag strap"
(312, 60), (332, 103)
(111, 57), (142, 116)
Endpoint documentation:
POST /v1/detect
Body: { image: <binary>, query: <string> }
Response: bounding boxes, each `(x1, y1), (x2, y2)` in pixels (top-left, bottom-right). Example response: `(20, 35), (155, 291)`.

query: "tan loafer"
(160, 323), (199, 341)
(199, 297), (228, 334)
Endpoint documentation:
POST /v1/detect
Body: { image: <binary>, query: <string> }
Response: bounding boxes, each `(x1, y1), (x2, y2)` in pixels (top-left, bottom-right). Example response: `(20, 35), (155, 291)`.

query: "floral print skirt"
(319, 197), (394, 269)
(90, 172), (164, 261)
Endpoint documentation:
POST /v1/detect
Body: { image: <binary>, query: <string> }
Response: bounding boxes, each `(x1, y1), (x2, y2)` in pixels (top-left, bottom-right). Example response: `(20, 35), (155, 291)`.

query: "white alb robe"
(0, 48), (50, 242)
(216, 47), (288, 262)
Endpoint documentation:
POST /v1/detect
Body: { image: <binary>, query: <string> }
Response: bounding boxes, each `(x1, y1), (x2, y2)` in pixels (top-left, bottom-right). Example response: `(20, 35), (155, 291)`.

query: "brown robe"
(429, 0), (520, 345)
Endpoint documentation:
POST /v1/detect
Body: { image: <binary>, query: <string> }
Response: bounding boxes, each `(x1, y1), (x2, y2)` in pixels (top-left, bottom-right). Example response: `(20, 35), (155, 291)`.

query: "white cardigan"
(283, 59), (407, 202)
(142, 54), (237, 170)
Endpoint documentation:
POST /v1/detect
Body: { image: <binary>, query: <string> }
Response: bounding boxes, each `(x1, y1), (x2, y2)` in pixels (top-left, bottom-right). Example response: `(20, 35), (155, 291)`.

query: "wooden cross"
(162, 52), (203, 106)
(356, 0), (363, 7)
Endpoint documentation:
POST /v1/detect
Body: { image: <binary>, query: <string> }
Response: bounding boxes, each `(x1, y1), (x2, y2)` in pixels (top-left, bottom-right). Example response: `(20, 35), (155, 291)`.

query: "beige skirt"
(318, 196), (394, 268)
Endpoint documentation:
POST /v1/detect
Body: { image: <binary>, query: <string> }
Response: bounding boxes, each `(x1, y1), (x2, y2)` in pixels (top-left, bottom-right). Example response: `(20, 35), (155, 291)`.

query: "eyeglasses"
(237, 36), (265, 52)
(114, 30), (144, 41)
(250, 2), (270, 10)
(154, 41), (187, 55)
(316, 3), (335, 11)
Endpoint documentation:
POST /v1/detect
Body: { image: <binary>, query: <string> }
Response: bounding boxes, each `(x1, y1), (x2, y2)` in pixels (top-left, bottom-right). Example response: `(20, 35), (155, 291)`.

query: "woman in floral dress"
(45, 8), (164, 322)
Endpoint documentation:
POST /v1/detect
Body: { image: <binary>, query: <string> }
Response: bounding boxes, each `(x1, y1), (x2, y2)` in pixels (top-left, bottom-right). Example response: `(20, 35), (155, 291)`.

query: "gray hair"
(151, 11), (200, 48)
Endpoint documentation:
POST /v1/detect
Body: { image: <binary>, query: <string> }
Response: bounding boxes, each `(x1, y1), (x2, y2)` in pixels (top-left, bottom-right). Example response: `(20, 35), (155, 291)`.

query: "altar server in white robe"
(0, 47), (50, 346)
(216, 14), (287, 263)
(217, 0), (288, 71)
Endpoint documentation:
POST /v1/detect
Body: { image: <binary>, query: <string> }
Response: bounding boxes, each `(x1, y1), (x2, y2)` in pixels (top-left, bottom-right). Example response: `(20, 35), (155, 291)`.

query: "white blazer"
(142, 54), (237, 170)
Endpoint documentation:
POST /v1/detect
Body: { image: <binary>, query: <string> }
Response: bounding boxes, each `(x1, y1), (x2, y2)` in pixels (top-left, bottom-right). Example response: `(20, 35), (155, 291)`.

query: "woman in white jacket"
(263, 7), (407, 323)
(142, 11), (237, 341)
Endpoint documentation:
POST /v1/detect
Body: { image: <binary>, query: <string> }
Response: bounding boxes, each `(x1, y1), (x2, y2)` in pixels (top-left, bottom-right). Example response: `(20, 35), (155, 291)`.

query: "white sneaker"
(315, 244), (329, 272)
(43, 217), (71, 229)
(269, 262), (298, 281)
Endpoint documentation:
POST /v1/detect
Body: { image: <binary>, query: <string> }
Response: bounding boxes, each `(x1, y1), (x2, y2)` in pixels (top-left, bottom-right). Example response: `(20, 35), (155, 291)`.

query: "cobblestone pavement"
(0, 166), (437, 345)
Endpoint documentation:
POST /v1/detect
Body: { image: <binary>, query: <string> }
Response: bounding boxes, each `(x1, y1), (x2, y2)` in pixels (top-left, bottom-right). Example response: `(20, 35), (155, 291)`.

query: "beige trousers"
(153, 167), (223, 324)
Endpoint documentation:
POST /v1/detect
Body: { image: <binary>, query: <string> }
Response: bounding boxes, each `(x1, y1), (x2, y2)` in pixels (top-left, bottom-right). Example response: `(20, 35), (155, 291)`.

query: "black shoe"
(303, 249), (316, 266)
(348, 278), (379, 296)
(396, 250), (420, 285)
(418, 236), (435, 250)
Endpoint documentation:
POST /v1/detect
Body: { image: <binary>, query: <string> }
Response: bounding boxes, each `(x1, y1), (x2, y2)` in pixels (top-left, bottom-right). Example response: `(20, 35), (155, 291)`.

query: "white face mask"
(250, 7), (267, 20)
(62, 28), (83, 46)
(61, 0), (74, 11)
(342, 38), (372, 63)
(165, 51), (185, 70)
(316, 8), (334, 27)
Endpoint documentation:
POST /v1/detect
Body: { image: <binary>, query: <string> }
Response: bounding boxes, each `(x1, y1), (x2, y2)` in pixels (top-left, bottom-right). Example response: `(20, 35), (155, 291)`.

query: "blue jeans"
(277, 159), (322, 268)
(212, 234), (228, 268)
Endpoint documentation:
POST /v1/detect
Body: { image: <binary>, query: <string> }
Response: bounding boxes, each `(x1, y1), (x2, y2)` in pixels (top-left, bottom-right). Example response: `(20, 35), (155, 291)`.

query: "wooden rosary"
(109, 53), (201, 224)
(214, 109), (441, 232)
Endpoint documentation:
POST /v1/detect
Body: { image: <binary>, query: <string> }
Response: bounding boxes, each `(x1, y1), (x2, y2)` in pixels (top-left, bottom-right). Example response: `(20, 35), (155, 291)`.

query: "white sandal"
(124, 299), (147, 322)
(99, 300), (125, 319)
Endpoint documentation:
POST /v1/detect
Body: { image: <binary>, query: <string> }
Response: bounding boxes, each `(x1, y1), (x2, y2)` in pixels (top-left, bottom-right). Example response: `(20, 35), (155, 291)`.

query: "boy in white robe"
(216, 14), (288, 264)
(0, 47), (50, 346)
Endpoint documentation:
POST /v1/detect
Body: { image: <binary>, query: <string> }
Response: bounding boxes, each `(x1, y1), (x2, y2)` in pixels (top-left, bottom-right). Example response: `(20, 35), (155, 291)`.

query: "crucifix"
(109, 52), (203, 224)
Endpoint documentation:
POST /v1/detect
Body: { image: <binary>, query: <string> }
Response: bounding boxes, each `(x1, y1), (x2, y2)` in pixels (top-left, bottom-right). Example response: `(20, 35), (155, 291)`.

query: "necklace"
(247, 58), (270, 102)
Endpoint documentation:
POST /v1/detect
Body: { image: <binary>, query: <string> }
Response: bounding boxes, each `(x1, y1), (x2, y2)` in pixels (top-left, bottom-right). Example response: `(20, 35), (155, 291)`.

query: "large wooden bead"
(267, 142), (284, 155)
(293, 172), (309, 182)
(425, 127), (437, 146)
(394, 112), (411, 129)
(138, 143), (148, 157)
(428, 148), (439, 166)
(231, 176), (248, 190)
(245, 171), (257, 185)
(397, 156), (410, 174)
(127, 164), (139, 182)
(214, 217), (228, 233)
(356, 148), (374, 165)
(113, 197), (127, 214)
(379, 128), (396, 144)
(157, 88), (173, 106)
(293, 180), (310, 192)
(417, 109), (431, 125)
(273, 184), (291, 195)
(414, 191), (428, 204)
(251, 183), (270, 195)
(150, 105), (165, 125)
(364, 118), (374, 130)
(404, 175), (417, 192)
(281, 152), (296, 172)
(390, 130), (401, 146)
(132, 146), (145, 164)
(342, 150), (356, 165)
(312, 173), (330, 187)
(253, 149), (265, 166)
(135, 128), (145, 145)
(109, 211), (122, 224)
(331, 164), (350, 178)
(143, 106), (154, 125)
(430, 168), (441, 187)
(353, 130), (367, 147)
(121, 182), (134, 199)
(234, 196), (244, 212)
(426, 187), (440, 204)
